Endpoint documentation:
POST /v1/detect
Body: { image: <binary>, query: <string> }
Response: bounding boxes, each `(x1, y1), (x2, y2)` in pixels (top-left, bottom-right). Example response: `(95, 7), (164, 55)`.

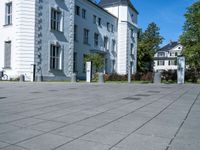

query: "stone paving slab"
(0, 82), (199, 150)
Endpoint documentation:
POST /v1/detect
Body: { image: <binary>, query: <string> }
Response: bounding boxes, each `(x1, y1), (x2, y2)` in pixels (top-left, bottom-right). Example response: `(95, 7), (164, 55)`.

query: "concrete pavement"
(0, 82), (199, 150)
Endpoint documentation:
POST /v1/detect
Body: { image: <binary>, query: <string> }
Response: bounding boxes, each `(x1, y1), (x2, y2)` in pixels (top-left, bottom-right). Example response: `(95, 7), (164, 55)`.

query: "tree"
(137, 22), (163, 72)
(84, 53), (104, 72)
(180, 1), (200, 71)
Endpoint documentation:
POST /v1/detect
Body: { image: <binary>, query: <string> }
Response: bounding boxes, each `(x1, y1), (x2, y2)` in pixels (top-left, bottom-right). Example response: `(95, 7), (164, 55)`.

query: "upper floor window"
(74, 25), (78, 41)
(98, 18), (101, 26)
(130, 43), (134, 55)
(94, 33), (99, 47)
(83, 28), (89, 44)
(107, 22), (110, 32)
(75, 5), (80, 16)
(5, 2), (12, 25)
(111, 24), (114, 32)
(104, 36), (109, 50)
(51, 8), (62, 31)
(157, 52), (165, 57)
(112, 40), (116, 52)
(50, 44), (62, 70)
(93, 15), (97, 24)
(82, 9), (86, 19)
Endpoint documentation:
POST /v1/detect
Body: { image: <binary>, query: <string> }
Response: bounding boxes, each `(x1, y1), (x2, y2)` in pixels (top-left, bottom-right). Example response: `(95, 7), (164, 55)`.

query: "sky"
(96, 0), (197, 46)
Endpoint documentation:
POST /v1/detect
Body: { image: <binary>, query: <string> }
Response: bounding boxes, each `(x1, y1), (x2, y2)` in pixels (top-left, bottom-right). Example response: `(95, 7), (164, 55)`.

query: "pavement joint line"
(106, 86), (195, 150)
(165, 89), (200, 150)
(51, 86), (187, 150)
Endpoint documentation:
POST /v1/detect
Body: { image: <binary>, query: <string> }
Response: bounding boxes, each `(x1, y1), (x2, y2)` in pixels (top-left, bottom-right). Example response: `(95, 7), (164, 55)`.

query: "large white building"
(0, 0), (138, 81)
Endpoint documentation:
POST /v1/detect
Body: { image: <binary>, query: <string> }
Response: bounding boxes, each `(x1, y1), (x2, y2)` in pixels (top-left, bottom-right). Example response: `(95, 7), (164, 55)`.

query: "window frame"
(5, 2), (12, 25)
(50, 8), (62, 31)
(50, 44), (62, 70)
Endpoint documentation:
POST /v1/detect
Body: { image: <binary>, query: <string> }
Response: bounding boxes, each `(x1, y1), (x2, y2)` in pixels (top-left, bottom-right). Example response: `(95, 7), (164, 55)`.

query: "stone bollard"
(98, 73), (104, 83)
(71, 73), (77, 83)
(19, 74), (25, 82)
(154, 71), (161, 84)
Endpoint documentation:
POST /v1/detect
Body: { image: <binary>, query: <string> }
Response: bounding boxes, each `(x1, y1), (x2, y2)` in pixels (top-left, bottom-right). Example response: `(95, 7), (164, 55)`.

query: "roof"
(157, 41), (180, 52)
(99, 0), (139, 14)
(86, 0), (118, 19)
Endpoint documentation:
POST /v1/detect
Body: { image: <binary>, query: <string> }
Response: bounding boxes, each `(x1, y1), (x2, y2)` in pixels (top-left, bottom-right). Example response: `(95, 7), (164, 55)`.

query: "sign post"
(86, 61), (92, 83)
(177, 56), (185, 84)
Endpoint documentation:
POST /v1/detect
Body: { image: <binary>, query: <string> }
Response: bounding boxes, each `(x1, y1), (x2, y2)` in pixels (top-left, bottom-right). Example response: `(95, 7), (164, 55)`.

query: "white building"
(154, 41), (183, 71)
(0, 0), (138, 81)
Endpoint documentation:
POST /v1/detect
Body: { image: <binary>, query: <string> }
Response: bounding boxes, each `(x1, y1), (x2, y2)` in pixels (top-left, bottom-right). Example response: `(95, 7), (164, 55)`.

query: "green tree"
(180, 1), (200, 71)
(84, 53), (104, 72)
(137, 22), (163, 72)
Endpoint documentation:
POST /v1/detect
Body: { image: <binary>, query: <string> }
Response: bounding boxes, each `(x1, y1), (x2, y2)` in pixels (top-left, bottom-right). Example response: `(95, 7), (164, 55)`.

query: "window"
(73, 52), (77, 73)
(98, 18), (101, 26)
(51, 8), (62, 31)
(74, 25), (78, 41)
(158, 60), (165, 66)
(157, 52), (165, 57)
(107, 22), (110, 32)
(112, 60), (116, 73)
(93, 15), (97, 24)
(130, 43), (134, 55)
(83, 28), (89, 44)
(112, 40), (115, 52)
(131, 29), (134, 38)
(82, 9), (86, 19)
(104, 36), (109, 50)
(50, 44), (62, 70)
(5, 2), (12, 25)
(4, 41), (11, 68)
(75, 5), (80, 16)
(169, 60), (177, 66)
(111, 24), (114, 32)
(94, 33), (99, 47)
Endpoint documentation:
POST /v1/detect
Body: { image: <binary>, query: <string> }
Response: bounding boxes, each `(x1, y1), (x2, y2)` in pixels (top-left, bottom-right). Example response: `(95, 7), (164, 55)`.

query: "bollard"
(71, 73), (77, 83)
(154, 71), (161, 84)
(19, 74), (25, 82)
(98, 73), (104, 83)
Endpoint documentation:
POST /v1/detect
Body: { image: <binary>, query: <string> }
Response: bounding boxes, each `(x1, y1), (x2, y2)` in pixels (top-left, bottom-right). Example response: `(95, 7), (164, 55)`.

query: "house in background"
(154, 41), (183, 71)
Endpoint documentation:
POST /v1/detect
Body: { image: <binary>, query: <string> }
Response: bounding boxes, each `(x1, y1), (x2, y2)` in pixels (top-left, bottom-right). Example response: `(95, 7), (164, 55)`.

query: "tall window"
(130, 43), (134, 54)
(73, 52), (77, 73)
(104, 36), (109, 50)
(94, 33), (99, 47)
(74, 25), (78, 41)
(93, 15), (97, 24)
(107, 22), (110, 32)
(4, 41), (11, 68)
(51, 8), (61, 31)
(82, 9), (86, 19)
(112, 40), (115, 52)
(83, 28), (89, 44)
(158, 60), (165, 66)
(111, 24), (114, 32)
(50, 44), (62, 70)
(98, 18), (101, 26)
(75, 5), (80, 16)
(5, 2), (12, 25)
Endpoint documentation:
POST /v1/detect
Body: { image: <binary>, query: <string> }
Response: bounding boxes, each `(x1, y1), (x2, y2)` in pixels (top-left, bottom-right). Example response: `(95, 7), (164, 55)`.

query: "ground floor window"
(158, 60), (165, 66)
(4, 41), (11, 68)
(50, 44), (62, 70)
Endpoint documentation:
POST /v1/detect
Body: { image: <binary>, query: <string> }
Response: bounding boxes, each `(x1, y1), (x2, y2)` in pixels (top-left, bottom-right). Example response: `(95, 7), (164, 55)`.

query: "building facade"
(154, 41), (183, 71)
(0, 0), (138, 81)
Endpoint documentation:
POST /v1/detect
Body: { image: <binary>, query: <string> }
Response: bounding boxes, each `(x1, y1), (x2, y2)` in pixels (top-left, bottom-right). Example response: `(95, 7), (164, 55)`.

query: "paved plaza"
(0, 82), (199, 150)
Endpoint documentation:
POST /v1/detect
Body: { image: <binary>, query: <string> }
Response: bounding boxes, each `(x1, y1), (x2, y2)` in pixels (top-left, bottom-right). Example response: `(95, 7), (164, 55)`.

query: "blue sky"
(96, 0), (197, 46)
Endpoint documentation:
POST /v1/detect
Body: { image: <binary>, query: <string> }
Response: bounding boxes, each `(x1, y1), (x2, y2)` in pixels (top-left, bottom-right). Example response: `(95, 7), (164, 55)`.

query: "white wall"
(0, 0), (35, 80)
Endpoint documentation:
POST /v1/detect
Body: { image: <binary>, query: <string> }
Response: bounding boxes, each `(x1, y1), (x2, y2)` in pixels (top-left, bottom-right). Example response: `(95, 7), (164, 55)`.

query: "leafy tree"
(180, 1), (200, 71)
(84, 53), (104, 72)
(137, 22), (163, 72)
